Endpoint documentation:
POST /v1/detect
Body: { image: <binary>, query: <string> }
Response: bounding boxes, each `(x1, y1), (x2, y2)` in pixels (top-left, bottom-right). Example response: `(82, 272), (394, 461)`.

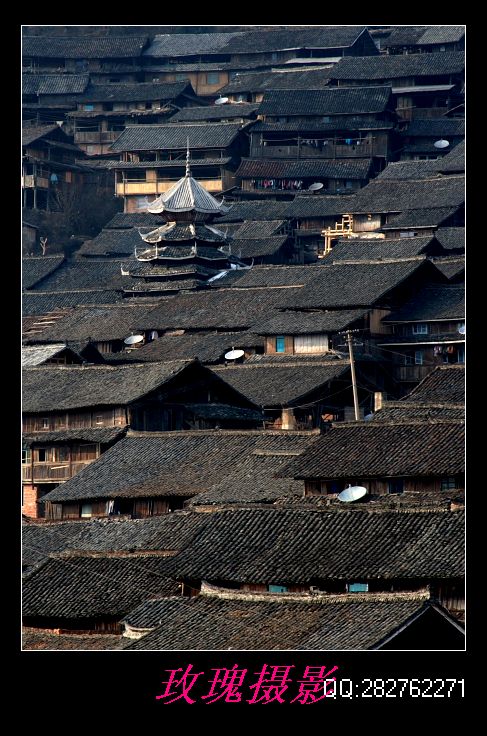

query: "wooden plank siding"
(23, 407), (126, 432)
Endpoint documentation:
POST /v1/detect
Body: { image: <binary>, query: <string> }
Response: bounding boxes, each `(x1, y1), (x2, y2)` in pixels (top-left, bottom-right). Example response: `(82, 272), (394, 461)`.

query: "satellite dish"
(224, 348), (245, 360)
(124, 334), (144, 345)
(308, 182), (324, 192)
(215, 97), (229, 105)
(434, 139), (450, 149)
(458, 324), (466, 335)
(338, 485), (368, 503)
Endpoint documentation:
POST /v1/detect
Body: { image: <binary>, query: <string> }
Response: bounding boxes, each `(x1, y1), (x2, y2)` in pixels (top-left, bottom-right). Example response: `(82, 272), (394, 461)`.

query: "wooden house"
(397, 118), (464, 161)
(22, 122), (88, 211)
(382, 26), (465, 56)
(329, 51), (464, 121)
(68, 81), (201, 156)
(217, 68), (334, 104)
(22, 36), (149, 83)
(22, 73), (90, 125)
(108, 121), (252, 212)
(379, 284), (465, 385)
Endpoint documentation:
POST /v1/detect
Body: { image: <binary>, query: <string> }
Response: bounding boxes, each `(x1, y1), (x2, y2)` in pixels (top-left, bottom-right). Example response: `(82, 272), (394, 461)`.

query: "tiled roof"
(23, 427), (127, 446)
(236, 157), (373, 180)
(259, 86), (392, 116)
(125, 596), (460, 650)
(170, 103), (259, 122)
(23, 74), (89, 96)
(167, 507), (464, 583)
(251, 117), (395, 132)
(329, 235), (445, 261)
(147, 172), (230, 216)
(22, 290), (124, 317)
(22, 631), (123, 650)
(212, 358), (350, 406)
(404, 118), (465, 138)
(431, 257), (464, 281)
(434, 228), (465, 252)
(23, 521), (90, 569)
(376, 161), (442, 181)
(370, 404), (464, 423)
(79, 81), (192, 103)
(383, 284), (464, 322)
(82, 157), (232, 170)
(27, 260), (126, 292)
(22, 360), (193, 412)
(217, 199), (293, 222)
(105, 213), (163, 229)
(40, 431), (315, 503)
(381, 207), (461, 230)
(22, 123), (60, 147)
(330, 51), (465, 80)
(254, 308), (366, 335)
(417, 26), (465, 45)
(381, 26), (429, 49)
(436, 140), (465, 173)
(144, 32), (244, 57)
(222, 264), (320, 288)
(349, 175), (465, 214)
(77, 229), (143, 257)
(23, 36), (148, 58)
(285, 193), (356, 218)
(23, 256), (65, 289)
(109, 121), (248, 152)
(401, 365), (464, 405)
(22, 343), (73, 367)
(288, 420), (464, 478)
(218, 67), (333, 95)
(230, 235), (289, 259)
(22, 554), (178, 619)
(231, 220), (287, 238)
(23, 303), (153, 343)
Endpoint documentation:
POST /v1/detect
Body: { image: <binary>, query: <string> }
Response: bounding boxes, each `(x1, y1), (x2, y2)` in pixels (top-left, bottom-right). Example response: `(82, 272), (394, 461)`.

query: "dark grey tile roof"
(189, 434), (319, 506)
(254, 309), (366, 335)
(349, 175), (465, 214)
(23, 427), (127, 446)
(83, 157), (232, 170)
(23, 303), (153, 343)
(22, 343), (78, 367)
(280, 259), (439, 310)
(23, 36), (148, 58)
(23, 521), (90, 569)
(330, 51), (465, 80)
(167, 507), (464, 583)
(79, 81), (192, 103)
(401, 365), (464, 405)
(125, 596), (450, 650)
(144, 32), (244, 57)
(23, 74), (89, 96)
(22, 631), (124, 650)
(376, 161), (443, 181)
(383, 284), (464, 322)
(212, 358), (350, 406)
(22, 290), (124, 317)
(170, 103), (259, 122)
(252, 117), (394, 133)
(77, 229), (144, 257)
(218, 199), (293, 223)
(285, 194), (357, 218)
(105, 213), (163, 229)
(218, 67), (333, 95)
(434, 228), (465, 252)
(185, 404), (264, 421)
(404, 118), (465, 138)
(436, 140), (465, 173)
(417, 26), (465, 45)
(329, 235), (445, 261)
(381, 207), (461, 229)
(370, 404), (464, 423)
(224, 26), (370, 54)
(135, 287), (304, 331)
(259, 86), (392, 116)
(27, 260), (126, 292)
(22, 123), (60, 147)
(381, 26), (429, 49)
(223, 264), (320, 288)
(431, 257), (464, 280)
(41, 431), (315, 503)
(23, 256), (65, 289)
(22, 360), (193, 412)
(230, 235), (289, 259)
(236, 157), (373, 180)
(22, 554), (178, 619)
(110, 121), (247, 152)
(231, 220), (287, 238)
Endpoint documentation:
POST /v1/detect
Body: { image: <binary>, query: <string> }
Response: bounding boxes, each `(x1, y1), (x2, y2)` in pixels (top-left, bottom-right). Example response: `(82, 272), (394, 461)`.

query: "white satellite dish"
(224, 348), (245, 360)
(215, 97), (229, 105)
(308, 182), (324, 192)
(458, 324), (466, 335)
(434, 139), (450, 149)
(124, 334), (144, 345)
(338, 485), (367, 503)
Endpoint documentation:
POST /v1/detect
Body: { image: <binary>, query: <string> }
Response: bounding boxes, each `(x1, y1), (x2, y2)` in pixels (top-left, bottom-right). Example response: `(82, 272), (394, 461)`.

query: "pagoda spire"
(185, 138), (191, 177)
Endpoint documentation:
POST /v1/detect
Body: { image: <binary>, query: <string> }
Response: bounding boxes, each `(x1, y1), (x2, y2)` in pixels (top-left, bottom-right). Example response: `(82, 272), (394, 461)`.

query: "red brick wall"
(22, 486), (42, 519)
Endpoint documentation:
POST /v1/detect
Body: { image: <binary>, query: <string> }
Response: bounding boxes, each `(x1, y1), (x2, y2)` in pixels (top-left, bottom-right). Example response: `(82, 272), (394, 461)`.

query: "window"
(347, 582), (369, 593)
(457, 347), (465, 364)
(22, 449), (31, 464)
(268, 585), (288, 593)
(294, 334), (328, 354)
(206, 72), (220, 85)
(175, 73), (188, 81)
(345, 180), (354, 189)
(37, 449), (47, 462)
(404, 354), (414, 365)
(322, 116), (330, 123)
(42, 417), (49, 429)
(388, 478), (404, 495)
(275, 336), (286, 353)
(83, 104), (94, 112)
(271, 52), (279, 61)
(412, 323), (428, 335)
(414, 350), (424, 365)
(81, 503), (93, 518)
(441, 477), (457, 491)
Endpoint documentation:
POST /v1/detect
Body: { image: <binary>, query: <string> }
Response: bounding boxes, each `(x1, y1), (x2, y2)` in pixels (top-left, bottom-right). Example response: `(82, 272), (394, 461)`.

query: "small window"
(415, 350), (424, 365)
(388, 478), (404, 495)
(206, 72), (220, 85)
(81, 503), (92, 518)
(268, 585), (288, 593)
(441, 477), (457, 491)
(322, 116), (330, 123)
(404, 354), (414, 365)
(347, 582), (369, 593)
(83, 104), (94, 112)
(412, 323), (428, 335)
(42, 417), (49, 429)
(22, 449), (31, 464)
(275, 336), (285, 353)
(345, 180), (354, 189)
(271, 51), (279, 61)
(457, 348), (465, 364)
(104, 102), (113, 111)
(37, 449), (47, 462)
(175, 73), (188, 81)
(95, 415), (104, 426)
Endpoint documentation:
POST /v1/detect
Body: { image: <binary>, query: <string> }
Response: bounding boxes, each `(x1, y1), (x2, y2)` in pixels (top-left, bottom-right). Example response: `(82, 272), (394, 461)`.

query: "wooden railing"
(116, 179), (223, 196)
(250, 141), (386, 159)
(22, 460), (93, 482)
(395, 365), (432, 382)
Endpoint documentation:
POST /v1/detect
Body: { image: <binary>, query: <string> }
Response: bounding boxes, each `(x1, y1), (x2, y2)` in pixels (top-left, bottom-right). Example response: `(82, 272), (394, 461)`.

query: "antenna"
(124, 334), (144, 346)
(215, 96), (229, 105)
(337, 485), (367, 503)
(224, 348), (245, 361)
(434, 139), (450, 149)
(308, 182), (324, 192)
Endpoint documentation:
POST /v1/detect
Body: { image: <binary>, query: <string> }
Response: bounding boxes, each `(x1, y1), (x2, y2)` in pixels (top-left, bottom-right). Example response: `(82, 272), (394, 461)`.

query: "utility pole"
(345, 329), (360, 421)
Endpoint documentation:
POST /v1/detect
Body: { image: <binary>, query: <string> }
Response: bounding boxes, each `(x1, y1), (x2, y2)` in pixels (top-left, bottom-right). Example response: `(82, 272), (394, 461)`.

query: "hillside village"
(22, 24), (465, 651)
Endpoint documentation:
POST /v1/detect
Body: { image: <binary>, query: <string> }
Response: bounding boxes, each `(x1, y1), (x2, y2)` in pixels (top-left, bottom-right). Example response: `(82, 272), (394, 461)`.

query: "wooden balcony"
(22, 460), (93, 482)
(250, 141), (387, 159)
(116, 179), (223, 196)
(75, 131), (120, 144)
(22, 175), (49, 189)
(395, 365), (432, 383)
